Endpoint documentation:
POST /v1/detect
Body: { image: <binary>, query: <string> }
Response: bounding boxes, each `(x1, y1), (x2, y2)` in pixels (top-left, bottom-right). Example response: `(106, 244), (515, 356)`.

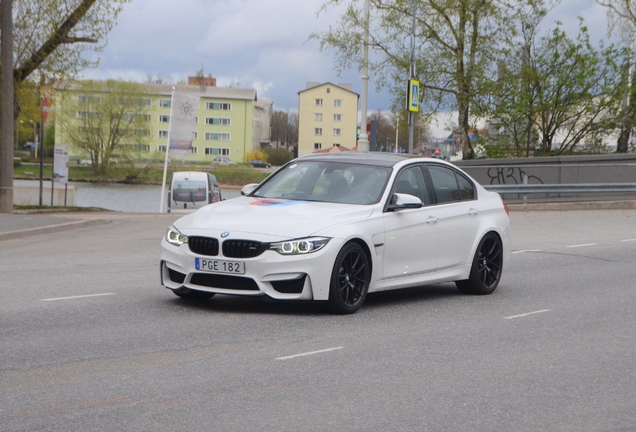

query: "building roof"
(56, 81), (257, 101)
(298, 82), (359, 97)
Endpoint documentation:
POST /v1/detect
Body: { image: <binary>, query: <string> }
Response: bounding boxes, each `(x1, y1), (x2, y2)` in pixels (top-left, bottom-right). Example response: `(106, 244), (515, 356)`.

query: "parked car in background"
(247, 159), (271, 168)
(160, 153), (511, 314)
(212, 156), (235, 166)
(167, 171), (222, 214)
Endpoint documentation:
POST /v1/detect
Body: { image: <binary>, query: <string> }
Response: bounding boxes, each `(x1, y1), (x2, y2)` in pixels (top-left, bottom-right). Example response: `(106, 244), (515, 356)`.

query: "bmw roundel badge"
(221, 232), (229, 238)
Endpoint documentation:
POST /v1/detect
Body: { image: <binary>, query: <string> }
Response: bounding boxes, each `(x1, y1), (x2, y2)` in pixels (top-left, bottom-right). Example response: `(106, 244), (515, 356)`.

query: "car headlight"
(270, 237), (330, 255)
(165, 227), (188, 246)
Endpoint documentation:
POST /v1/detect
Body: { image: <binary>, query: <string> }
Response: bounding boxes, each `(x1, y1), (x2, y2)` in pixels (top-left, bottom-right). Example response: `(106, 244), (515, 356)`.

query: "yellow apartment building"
(297, 82), (359, 156)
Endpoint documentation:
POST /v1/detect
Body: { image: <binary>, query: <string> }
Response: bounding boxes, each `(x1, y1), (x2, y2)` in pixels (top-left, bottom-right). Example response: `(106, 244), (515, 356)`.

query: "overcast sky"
(83, 0), (609, 136)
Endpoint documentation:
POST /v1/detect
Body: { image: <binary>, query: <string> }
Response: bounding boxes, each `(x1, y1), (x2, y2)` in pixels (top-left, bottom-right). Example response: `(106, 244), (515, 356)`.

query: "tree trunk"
(616, 120), (632, 153)
(458, 104), (474, 159)
(0, 0), (15, 214)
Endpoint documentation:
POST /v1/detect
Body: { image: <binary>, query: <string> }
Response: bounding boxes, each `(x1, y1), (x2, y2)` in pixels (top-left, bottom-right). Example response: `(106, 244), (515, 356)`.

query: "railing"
(483, 180), (636, 204)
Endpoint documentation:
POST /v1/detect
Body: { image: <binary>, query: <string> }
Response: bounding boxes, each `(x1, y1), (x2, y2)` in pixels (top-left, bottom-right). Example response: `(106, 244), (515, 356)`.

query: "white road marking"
(621, 238), (636, 242)
(504, 309), (550, 320)
(512, 249), (542, 254)
(41, 293), (116, 302)
(566, 243), (598, 248)
(276, 346), (344, 360)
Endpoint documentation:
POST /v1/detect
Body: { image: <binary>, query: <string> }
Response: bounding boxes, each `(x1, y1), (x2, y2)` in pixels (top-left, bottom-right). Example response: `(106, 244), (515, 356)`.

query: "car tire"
(456, 232), (503, 295)
(328, 242), (370, 314)
(172, 287), (215, 300)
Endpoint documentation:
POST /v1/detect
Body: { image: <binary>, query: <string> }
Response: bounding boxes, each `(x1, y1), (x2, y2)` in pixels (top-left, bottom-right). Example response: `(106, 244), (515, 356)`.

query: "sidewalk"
(0, 211), (115, 241)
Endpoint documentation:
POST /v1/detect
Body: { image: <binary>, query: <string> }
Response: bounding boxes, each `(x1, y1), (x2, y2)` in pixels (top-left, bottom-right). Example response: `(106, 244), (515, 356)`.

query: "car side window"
(456, 173), (476, 200)
(427, 165), (462, 204)
(394, 166), (428, 205)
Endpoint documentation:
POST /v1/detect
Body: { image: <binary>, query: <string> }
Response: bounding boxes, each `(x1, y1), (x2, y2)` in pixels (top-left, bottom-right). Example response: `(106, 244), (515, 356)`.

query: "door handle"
(468, 208), (478, 216)
(426, 216), (439, 224)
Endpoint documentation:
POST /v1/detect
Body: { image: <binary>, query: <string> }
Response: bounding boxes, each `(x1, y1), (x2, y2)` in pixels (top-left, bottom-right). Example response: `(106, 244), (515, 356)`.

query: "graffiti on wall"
(487, 167), (544, 185)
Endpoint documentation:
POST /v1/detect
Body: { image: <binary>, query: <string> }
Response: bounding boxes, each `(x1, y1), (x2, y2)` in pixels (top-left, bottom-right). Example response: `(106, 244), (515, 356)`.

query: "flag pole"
(159, 87), (175, 213)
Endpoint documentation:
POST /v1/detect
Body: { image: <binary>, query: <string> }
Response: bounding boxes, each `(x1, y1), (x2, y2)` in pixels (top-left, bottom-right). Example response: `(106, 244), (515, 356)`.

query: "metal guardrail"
(484, 183), (636, 194)
(483, 183), (636, 205)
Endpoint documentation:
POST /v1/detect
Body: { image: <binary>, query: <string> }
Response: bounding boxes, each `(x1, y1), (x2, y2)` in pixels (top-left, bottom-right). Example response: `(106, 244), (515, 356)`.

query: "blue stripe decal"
(195, 257), (200, 270)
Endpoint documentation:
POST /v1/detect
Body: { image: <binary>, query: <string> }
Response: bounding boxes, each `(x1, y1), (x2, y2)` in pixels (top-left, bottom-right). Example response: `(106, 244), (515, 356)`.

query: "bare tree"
(597, 0), (636, 152)
(59, 79), (151, 173)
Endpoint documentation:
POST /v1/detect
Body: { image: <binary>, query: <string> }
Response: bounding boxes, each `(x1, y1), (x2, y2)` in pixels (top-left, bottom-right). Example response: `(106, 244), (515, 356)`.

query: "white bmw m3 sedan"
(160, 152), (511, 314)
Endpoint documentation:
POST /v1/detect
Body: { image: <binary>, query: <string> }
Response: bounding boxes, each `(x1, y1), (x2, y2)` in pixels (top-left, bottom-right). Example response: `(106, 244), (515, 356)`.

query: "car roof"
(294, 152), (439, 168)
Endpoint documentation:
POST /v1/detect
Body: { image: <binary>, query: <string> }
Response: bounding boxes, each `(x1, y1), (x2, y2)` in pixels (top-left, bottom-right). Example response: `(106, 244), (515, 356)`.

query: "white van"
(167, 171), (222, 213)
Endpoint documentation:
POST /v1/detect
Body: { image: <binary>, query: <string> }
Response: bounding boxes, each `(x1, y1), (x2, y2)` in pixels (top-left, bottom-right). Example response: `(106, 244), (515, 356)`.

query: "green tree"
(59, 79), (151, 172)
(313, 0), (517, 159)
(518, 20), (627, 154)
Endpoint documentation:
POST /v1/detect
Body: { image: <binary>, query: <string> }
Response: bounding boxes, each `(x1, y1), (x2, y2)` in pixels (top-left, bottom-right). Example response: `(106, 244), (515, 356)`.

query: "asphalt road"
(1, 210), (635, 431)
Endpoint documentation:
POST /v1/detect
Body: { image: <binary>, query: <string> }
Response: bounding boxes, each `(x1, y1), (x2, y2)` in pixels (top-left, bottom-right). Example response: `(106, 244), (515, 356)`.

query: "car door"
(382, 165), (439, 280)
(424, 164), (480, 269)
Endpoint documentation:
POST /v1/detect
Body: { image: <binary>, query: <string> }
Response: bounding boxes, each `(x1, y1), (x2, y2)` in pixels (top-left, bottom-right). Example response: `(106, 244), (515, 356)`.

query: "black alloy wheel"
(456, 232), (503, 295)
(328, 242), (371, 314)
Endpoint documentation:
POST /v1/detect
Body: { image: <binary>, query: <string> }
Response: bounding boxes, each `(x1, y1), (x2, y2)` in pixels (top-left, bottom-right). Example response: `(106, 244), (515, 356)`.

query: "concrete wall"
(455, 154), (636, 186)
(14, 183), (77, 207)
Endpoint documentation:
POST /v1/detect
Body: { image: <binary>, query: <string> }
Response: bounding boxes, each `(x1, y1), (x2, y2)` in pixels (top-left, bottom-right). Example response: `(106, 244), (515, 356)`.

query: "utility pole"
(0, 0), (15, 214)
(358, 0), (370, 152)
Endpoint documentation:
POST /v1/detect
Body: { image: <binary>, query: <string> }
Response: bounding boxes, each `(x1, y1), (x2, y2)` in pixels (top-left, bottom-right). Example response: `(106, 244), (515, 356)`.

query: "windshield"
(172, 181), (207, 202)
(251, 161), (391, 205)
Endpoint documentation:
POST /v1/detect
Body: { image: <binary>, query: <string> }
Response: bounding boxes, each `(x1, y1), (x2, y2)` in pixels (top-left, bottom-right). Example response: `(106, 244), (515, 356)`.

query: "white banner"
(169, 92), (200, 151)
(53, 145), (69, 184)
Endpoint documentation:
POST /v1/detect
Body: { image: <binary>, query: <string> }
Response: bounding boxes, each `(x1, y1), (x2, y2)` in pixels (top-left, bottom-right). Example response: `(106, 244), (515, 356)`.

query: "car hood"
(173, 196), (374, 240)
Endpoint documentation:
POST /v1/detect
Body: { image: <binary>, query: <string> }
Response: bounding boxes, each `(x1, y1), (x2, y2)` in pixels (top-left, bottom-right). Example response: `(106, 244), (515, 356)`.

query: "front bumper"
(160, 237), (344, 301)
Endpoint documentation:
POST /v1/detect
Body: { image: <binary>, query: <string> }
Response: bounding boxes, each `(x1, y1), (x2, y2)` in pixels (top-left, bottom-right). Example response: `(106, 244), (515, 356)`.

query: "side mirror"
(388, 193), (422, 211)
(241, 183), (259, 196)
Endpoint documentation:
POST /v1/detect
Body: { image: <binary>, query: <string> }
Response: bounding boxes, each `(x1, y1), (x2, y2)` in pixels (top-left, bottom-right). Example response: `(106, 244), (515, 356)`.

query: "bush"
(264, 147), (294, 166)
(244, 149), (269, 163)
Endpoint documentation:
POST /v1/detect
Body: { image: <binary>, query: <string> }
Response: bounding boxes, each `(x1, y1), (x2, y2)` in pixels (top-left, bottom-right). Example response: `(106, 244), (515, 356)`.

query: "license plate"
(195, 258), (245, 274)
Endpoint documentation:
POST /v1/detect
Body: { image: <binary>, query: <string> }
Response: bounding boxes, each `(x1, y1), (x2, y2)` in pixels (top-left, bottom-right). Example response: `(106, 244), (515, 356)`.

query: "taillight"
(503, 203), (509, 216)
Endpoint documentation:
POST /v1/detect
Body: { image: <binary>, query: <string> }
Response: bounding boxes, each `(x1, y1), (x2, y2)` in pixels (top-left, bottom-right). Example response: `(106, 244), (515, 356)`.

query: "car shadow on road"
(162, 283), (464, 316)
(364, 283), (463, 309)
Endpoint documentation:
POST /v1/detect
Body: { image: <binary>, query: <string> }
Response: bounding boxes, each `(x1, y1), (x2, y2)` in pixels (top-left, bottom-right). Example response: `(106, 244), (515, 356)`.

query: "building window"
(206, 102), (232, 111)
(159, 99), (171, 108)
(315, 98), (323, 106)
(334, 99), (342, 107)
(205, 132), (230, 141)
(204, 147), (230, 156)
(333, 128), (341, 136)
(159, 115), (170, 123)
(334, 114), (341, 122)
(77, 110), (100, 119)
(141, 114), (151, 122)
(158, 145), (167, 153)
(135, 129), (150, 137)
(193, 131), (198, 140)
(315, 113), (323, 121)
(314, 143), (322, 150)
(205, 117), (231, 126)
(326, 88), (330, 93)
(78, 94), (102, 104)
(315, 128), (322, 136)
(158, 130), (168, 138)
(190, 146), (198, 155)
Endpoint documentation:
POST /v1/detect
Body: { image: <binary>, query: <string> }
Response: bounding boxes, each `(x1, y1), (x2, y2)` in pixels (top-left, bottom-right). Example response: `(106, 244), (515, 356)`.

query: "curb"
(507, 200), (636, 212)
